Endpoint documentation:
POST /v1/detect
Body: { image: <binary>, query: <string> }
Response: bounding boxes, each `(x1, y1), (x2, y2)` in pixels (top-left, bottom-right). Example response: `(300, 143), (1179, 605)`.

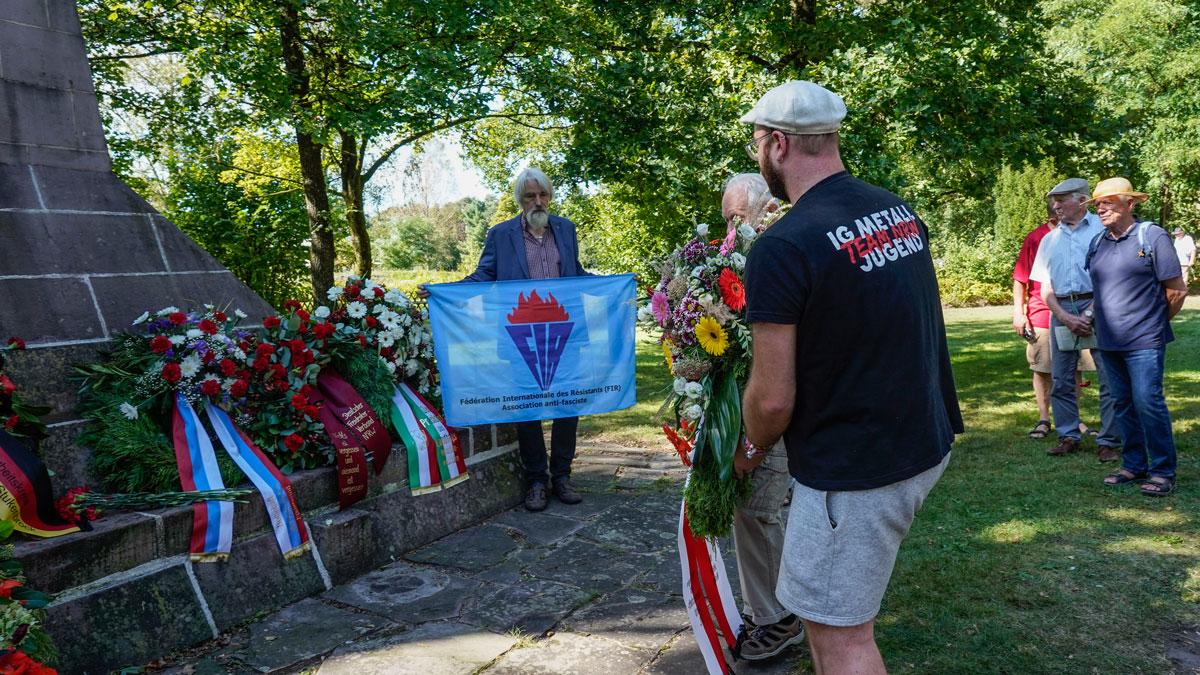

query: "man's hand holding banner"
(426, 274), (637, 426)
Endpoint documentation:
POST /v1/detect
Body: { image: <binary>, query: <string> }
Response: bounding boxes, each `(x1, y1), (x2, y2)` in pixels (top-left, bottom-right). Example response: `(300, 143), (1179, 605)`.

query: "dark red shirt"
(1013, 220), (1055, 329)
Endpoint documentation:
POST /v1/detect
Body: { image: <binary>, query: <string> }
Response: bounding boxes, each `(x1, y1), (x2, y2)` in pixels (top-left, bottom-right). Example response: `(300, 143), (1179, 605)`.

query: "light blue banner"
(427, 274), (637, 426)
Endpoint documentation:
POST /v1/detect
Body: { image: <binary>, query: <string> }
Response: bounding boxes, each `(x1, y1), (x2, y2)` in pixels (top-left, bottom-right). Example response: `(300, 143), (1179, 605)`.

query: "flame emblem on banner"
(505, 291), (574, 390)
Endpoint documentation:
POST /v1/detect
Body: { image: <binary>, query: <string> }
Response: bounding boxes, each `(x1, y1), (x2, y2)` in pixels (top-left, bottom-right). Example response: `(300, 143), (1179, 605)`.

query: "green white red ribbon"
(389, 383), (467, 495)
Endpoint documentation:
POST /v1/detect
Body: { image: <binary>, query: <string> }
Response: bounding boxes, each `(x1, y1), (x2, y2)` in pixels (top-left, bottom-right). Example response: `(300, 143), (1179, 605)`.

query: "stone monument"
(0, 2), (521, 671)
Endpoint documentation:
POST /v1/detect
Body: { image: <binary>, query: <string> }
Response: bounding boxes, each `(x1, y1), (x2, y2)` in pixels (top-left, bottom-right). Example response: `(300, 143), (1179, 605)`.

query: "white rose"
(314, 306), (331, 319)
(738, 223), (757, 241)
(385, 360), (397, 373)
(326, 286), (343, 301)
(186, 329), (203, 339)
(169, 335), (186, 345)
(637, 305), (653, 322)
(673, 377), (687, 396)
(385, 290), (407, 306)
(731, 252), (746, 269)
(696, 223), (709, 237)
(347, 301), (368, 319)
(235, 309), (248, 319)
(132, 311), (150, 326)
(683, 404), (703, 420)
(156, 306), (180, 317)
(684, 381), (703, 399)
(119, 402), (139, 420)
(405, 359), (419, 376)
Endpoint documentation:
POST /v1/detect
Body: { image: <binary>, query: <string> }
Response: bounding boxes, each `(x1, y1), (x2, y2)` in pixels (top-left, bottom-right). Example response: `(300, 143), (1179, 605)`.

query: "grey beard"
(527, 210), (550, 229)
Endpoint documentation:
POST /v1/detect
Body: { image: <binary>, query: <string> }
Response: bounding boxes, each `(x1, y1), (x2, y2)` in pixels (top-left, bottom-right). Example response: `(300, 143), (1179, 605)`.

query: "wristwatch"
(743, 438), (770, 460)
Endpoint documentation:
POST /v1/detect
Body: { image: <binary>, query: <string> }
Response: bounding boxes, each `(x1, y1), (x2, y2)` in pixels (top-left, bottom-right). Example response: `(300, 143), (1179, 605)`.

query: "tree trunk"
(339, 130), (372, 278)
(277, 0), (335, 303)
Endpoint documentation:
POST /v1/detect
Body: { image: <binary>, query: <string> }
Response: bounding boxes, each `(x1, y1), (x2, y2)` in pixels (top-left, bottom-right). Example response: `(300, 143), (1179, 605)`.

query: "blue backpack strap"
(1137, 221), (1156, 259)
(1085, 230), (1105, 271)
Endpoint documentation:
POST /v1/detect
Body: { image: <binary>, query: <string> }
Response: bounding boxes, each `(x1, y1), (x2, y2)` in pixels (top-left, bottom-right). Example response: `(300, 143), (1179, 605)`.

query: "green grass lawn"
(580, 309), (1200, 673)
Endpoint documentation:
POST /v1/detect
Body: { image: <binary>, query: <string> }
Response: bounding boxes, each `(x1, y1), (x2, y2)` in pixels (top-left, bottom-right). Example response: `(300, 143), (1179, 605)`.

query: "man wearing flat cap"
(1088, 178), (1186, 497)
(1173, 226), (1195, 283)
(1029, 178), (1122, 461)
(739, 80), (963, 672)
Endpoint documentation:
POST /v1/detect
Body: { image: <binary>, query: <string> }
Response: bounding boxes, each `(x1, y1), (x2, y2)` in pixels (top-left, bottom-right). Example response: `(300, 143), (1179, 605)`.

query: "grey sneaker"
(524, 482), (548, 511)
(740, 614), (805, 661)
(551, 478), (582, 504)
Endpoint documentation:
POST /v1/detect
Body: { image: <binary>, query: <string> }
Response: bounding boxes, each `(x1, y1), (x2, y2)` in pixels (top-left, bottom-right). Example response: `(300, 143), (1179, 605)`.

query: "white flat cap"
(740, 81), (846, 135)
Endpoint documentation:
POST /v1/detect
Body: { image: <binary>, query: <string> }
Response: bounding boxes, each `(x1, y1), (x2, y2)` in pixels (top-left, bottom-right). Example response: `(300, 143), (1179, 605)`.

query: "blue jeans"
(1049, 298), (1120, 446)
(1099, 348), (1177, 479)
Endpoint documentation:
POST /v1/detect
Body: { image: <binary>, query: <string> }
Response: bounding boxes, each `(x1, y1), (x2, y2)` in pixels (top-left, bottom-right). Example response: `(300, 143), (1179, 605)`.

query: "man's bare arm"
(742, 322), (797, 448)
(1012, 279), (1029, 335)
(1164, 276), (1188, 319)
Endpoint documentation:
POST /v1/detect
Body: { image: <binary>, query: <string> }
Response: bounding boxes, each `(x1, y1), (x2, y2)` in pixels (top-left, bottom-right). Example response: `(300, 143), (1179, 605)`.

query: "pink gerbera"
(650, 292), (670, 325)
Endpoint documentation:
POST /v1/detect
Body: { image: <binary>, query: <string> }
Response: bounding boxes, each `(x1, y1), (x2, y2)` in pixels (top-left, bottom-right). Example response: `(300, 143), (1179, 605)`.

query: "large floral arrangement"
(0, 519), (56, 673)
(639, 208), (788, 537)
(75, 307), (249, 493)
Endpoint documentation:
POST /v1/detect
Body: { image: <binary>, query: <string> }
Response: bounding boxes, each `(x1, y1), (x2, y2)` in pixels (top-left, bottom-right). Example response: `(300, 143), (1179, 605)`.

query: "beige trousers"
(731, 440), (791, 625)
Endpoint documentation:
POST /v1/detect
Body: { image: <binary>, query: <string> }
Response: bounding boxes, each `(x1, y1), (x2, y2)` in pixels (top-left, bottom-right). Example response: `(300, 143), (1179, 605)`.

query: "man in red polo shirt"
(1012, 204), (1057, 439)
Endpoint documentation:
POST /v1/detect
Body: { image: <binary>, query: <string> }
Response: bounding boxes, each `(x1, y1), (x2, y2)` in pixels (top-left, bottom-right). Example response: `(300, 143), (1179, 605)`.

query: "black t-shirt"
(745, 172), (964, 491)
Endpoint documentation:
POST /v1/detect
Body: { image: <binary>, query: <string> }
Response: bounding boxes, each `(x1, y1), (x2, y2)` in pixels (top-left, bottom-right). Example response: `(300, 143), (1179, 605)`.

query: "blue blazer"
(463, 214), (590, 281)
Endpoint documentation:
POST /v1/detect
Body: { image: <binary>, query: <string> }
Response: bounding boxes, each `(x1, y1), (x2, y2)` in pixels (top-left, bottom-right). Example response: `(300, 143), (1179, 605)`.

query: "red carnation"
(0, 650), (56, 675)
(358, 334), (368, 348)
(201, 379), (221, 397)
(198, 319), (218, 335)
(313, 322), (335, 339)
(283, 299), (302, 312)
(718, 267), (746, 312)
(0, 578), (21, 599)
(230, 379), (249, 398)
(284, 433), (305, 452)
(303, 405), (320, 419)
(4, 415), (18, 430)
(296, 309), (310, 322)
(201, 351), (216, 364)
(220, 359), (238, 377)
(169, 311), (187, 326)
(252, 356), (270, 372)
(255, 343), (276, 357)
(263, 315), (282, 329)
(150, 335), (172, 354)
(297, 321), (310, 334)
(291, 393), (308, 409)
(373, 287), (384, 298)
(1, 375), (17, 396)
(365, 315), (378, 328)
(213, 311), (228, 322)
(272, 379), (291, 392)
(271, 364), (287, 380)
(288, 339), (306, 354)
(6, 336), (26, 350)
(346, 285), (360, 298)
(161, 362), (182, 383)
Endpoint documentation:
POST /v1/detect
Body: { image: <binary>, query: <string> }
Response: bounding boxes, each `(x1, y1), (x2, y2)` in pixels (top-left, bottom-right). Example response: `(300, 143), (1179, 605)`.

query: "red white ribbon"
(679, 499), (743, 674)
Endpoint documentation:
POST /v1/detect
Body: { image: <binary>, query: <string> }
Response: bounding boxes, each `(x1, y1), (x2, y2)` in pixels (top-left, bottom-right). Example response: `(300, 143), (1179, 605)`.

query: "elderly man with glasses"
(1088, 178), (1187, 496)
(1029, 178), (1123, 461)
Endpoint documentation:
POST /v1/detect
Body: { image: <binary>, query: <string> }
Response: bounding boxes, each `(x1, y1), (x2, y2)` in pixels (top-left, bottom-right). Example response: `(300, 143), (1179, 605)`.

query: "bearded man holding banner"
(425, 167), (591, 511)
(739, 80), (962, 674)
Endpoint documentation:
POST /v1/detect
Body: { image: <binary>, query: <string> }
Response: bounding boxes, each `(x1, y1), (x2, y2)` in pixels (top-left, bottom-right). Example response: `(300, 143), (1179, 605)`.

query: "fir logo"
(505, 291), (574, 390)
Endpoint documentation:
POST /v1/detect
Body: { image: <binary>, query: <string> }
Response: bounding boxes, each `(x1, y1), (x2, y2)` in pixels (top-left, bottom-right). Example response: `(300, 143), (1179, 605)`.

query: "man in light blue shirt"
(1030, 178), (1122, 459)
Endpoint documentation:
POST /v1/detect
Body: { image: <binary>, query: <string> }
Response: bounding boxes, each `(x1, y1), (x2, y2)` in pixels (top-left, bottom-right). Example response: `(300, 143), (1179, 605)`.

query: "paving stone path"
(157, 443), (807, 674)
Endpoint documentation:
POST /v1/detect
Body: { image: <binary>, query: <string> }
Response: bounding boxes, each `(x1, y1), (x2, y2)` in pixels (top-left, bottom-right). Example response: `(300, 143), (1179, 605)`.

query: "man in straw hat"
(1029, 178), (1122, 461)
(1088, 177), (1186, 496)
(739, 80), (963, 673)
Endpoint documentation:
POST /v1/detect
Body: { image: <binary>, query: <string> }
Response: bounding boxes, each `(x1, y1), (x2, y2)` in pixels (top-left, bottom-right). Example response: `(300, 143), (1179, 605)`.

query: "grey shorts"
(775, 453), (950, 627)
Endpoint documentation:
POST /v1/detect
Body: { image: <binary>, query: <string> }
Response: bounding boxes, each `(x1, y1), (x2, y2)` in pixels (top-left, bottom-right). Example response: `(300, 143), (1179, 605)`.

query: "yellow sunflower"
(694, 316), (729, 356)
(661, 339), (675, 370)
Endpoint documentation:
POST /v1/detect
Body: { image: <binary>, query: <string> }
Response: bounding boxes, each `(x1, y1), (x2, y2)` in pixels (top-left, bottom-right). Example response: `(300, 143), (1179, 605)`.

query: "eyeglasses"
(745, 131), (774, 161)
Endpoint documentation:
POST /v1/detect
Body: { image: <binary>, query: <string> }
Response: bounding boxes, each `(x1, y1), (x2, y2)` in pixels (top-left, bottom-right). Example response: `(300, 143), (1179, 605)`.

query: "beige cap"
(1089, 177), (1148, 204)
(740, 81), (846, 135)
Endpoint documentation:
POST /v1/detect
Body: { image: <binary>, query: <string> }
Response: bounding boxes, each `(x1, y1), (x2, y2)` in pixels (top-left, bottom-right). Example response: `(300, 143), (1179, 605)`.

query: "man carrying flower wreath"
(739, 80), (963, 674)
(422, 167), (591, 511)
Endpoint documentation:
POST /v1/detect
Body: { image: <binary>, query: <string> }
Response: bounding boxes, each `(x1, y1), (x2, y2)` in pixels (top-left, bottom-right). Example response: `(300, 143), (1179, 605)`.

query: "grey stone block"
(318, 621), (518, 675)
(493, 509), (586, 546)
(234, 597), (389, 673)
(309, 507), (375, 585)
(2, 1), (51, 29)
(575, 500), (679, 554)
(0, 162), (44, 208)
(0, 80), (76, 147)
(485, 631), (652, 675)
(467, 578), (592, 635)
(521, 538), (643, 594)
(45, 0), (82, 35)
(495, 423), (517, 447)
(2, 342), (102, 422)
(192, 531), (328, 630)
(37, 421), (91, 494)
(0, 23), (92, 91)
(405, 523), (519, 572)
(0, 276), (105, 343)
(16, 510), (161, 593)
(71, 89), (106, 147)
(44, 560), (214, 674)
(23, 143), (110, 171)
(152, 215), (228, 271)
(88, 271), (273, 335)
(324, 561), (489, 624)
(0, 211), (172, 276)
(31, 165), (150, 212)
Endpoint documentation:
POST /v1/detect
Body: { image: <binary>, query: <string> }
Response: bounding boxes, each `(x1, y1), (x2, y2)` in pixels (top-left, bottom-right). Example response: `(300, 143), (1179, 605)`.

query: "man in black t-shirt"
(738, 80), (964, 673)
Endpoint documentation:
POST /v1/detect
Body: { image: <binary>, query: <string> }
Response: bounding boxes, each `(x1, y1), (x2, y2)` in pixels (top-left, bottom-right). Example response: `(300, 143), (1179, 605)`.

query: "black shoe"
(525, 482), (548, 511)
(551, 478), (582, 504)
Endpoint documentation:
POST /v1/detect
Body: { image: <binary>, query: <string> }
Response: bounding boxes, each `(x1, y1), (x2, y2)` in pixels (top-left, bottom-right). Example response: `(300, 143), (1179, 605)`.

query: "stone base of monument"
(15, 425), (522, 674)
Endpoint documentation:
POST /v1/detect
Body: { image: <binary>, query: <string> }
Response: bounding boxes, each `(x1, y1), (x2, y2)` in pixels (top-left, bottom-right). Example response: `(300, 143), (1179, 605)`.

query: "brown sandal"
(1103, 469), (1146, 486)
(1141, 476), (1175, 496)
